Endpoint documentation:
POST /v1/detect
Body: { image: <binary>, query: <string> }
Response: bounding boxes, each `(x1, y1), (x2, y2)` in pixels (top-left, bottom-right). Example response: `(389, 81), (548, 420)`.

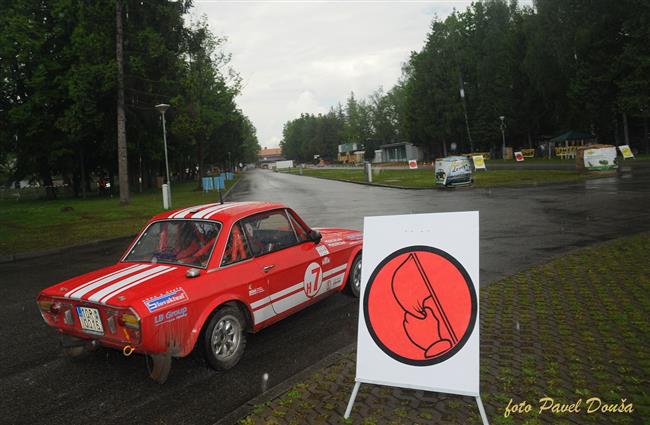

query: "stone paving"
(236, 233), (650, 425)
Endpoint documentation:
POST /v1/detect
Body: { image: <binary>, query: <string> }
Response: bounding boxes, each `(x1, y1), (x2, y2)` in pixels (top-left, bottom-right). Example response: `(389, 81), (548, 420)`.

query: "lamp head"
(155, 103), (170, 115)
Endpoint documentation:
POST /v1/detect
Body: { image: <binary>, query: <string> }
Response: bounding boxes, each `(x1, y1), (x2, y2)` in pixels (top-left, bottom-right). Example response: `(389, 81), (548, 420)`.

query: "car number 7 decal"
(304, 262), (322, 297)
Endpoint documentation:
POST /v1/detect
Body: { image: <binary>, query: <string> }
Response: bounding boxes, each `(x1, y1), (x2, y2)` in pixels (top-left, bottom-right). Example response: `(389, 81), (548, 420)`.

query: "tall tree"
(115, 0), (129, 203)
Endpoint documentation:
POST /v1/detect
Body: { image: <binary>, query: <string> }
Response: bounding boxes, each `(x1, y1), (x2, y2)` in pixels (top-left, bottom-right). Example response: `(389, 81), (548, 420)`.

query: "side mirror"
(308, 230), (322, 244)
(186, 268), (200, 278)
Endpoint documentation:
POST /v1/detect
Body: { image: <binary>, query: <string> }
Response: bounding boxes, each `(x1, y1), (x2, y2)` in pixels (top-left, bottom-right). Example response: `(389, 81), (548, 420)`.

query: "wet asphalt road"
(1, 163), (649, 425)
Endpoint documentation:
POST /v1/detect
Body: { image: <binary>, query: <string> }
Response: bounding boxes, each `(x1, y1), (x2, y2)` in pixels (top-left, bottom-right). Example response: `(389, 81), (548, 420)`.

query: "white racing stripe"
(99, 267), (177, 304)
(203, 202), (260, 219)
(191, 203), (235, 219)
(87, 265), (171, 302)
(269, 282), (303, 301)
(251, 264), (348, 325)
(193, 201), (257, 219)
(323, 264), (347, 278)
(253, 304), (275, 323)
(66, 264), (151, 299)
(250, 296), (272, 310)
(272, 289), (309, 315)
(170, 203), (218, 219)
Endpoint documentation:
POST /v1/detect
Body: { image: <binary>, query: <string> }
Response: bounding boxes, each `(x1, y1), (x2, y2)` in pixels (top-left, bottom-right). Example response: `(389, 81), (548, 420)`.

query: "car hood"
(41, 262), (189, 313)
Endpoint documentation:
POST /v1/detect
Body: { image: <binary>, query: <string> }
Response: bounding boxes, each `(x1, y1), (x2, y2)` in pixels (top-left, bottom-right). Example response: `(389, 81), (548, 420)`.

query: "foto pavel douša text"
(504, 397), (634, 417)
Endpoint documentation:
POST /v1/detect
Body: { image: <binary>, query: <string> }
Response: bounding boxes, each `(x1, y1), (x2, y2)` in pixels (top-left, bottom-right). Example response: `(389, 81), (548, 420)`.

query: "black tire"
(202, 305), (247, 371)
(148, 352), (172, 384)
(346, 254), (362, 298)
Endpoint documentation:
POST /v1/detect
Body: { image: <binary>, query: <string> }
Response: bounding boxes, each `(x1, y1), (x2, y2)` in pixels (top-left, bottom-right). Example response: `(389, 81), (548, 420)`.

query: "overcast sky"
(190, 1), (486, 149)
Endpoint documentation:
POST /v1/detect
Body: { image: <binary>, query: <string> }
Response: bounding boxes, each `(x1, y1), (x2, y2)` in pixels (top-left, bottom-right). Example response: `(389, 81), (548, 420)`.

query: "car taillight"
(113, 309), (141, 344)
(37, 297), (55, 312)
(37, 296), (74, 326)
(118, 312), (140, 330)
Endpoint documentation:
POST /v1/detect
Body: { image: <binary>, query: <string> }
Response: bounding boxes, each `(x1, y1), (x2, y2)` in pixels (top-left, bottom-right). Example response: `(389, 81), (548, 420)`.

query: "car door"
(216, 222), (274, 326)
(241, 209), (321, 318)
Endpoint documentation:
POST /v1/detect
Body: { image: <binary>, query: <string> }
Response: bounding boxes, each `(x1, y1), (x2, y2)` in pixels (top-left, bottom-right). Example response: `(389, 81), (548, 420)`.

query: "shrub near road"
(238, 232), (650, 425)
(0, 180), (238, 257)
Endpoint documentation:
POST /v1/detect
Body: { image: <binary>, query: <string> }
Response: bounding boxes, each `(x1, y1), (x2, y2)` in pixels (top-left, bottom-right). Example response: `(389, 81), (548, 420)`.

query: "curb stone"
(0, 235), (136, 264)
(213, 343), (356, 425)
(280, 170), (611, 191)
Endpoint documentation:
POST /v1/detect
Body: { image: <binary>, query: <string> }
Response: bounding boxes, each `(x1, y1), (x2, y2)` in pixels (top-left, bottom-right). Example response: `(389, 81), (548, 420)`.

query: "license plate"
(76, 306), (104, 334)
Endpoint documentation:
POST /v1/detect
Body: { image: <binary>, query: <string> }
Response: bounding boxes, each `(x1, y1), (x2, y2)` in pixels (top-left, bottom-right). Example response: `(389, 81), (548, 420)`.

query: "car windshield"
(125, 220), (220, 268)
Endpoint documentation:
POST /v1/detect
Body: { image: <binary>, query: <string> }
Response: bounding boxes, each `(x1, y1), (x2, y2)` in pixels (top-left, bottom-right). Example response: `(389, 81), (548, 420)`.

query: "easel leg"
(344, 381), (361, 419)
(476, 395), (489, 425)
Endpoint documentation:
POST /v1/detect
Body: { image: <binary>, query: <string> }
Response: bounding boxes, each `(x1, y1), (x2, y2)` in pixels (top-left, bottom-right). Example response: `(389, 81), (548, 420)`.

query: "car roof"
(150, 201), (288, 223)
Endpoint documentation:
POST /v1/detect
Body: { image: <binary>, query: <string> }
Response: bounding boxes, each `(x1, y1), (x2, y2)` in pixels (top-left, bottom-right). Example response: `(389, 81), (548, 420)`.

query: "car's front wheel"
(347, 254), (362, 298)
(203, 305), (247, 371)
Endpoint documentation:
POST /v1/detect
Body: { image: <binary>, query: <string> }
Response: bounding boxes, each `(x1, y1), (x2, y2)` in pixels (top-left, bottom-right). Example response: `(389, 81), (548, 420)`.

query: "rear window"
(125, 220), (220, 268)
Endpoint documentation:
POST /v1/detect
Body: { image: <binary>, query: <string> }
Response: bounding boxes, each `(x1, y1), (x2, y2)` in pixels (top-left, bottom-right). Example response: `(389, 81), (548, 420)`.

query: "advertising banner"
(435, 157), (473, 186)
(583, 147), (617, 171)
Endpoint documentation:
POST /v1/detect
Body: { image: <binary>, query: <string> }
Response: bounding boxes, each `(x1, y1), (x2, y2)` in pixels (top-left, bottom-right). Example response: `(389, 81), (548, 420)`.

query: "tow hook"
(122, 345), (135, 357)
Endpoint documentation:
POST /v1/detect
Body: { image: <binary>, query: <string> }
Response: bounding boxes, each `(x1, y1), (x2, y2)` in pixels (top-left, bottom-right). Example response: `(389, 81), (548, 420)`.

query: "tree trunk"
(116, 0), (129, 204)
(197, 142), (204, 190)
(80, 147), (86, 199)
(40, 165), (56, 200)
(622, 112), (629, 147)
(643, 116), (650, 153)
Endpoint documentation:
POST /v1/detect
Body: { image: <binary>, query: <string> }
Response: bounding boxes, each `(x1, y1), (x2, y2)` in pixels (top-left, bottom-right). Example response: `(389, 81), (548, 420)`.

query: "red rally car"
(37, 202), (362, 382)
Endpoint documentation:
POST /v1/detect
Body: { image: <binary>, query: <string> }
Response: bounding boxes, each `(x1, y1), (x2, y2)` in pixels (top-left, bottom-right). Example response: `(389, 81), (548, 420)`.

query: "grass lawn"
(238, 232), (650, 425)
(0, 178), (238, 256)
(281, 167), (594, 188)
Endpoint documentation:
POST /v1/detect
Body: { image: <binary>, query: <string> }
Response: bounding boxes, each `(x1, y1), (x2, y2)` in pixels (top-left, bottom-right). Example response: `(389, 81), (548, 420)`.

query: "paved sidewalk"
(235, 233), (650, 425)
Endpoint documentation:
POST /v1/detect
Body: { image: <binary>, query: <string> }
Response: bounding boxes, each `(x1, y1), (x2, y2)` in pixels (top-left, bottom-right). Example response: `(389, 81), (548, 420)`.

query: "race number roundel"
(304, 262), (323, 298)
(363, 246), (477, 366)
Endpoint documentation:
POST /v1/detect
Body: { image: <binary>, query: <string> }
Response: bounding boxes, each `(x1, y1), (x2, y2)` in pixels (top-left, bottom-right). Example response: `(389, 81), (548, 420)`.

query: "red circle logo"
(363, 246), (477, 366)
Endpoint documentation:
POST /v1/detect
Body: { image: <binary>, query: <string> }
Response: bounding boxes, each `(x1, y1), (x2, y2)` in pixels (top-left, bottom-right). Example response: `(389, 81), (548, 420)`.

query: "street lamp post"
(499, 115), (506, 159)
(155, 103), (172, 209)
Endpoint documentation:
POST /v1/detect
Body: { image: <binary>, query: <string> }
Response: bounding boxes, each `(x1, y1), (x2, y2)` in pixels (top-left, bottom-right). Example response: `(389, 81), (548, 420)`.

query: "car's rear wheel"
(203, 305), (247, 371)
(347, 254), (362, 298)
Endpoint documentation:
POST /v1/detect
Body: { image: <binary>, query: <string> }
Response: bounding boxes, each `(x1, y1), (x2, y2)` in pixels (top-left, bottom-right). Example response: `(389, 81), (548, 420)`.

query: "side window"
(221, 223), (252, 266)
(241, 210), (298, 255)
(288, 211), (309, 242)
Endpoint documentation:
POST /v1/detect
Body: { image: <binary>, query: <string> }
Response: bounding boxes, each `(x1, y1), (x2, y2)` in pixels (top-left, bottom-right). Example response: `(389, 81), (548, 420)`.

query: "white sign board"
(472, 155), (486, 170)
(618, 145), (634, 159)
(274, 160), (294, 169)
(408, 159), (418, 169)
(346, 212), (486, 423)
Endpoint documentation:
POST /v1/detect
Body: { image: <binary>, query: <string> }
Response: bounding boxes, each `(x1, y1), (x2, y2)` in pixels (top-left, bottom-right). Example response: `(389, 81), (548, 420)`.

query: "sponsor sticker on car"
(143, 287), (188, 312)
(315, 245), (330, 257)
(153, 306), (189, 326)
